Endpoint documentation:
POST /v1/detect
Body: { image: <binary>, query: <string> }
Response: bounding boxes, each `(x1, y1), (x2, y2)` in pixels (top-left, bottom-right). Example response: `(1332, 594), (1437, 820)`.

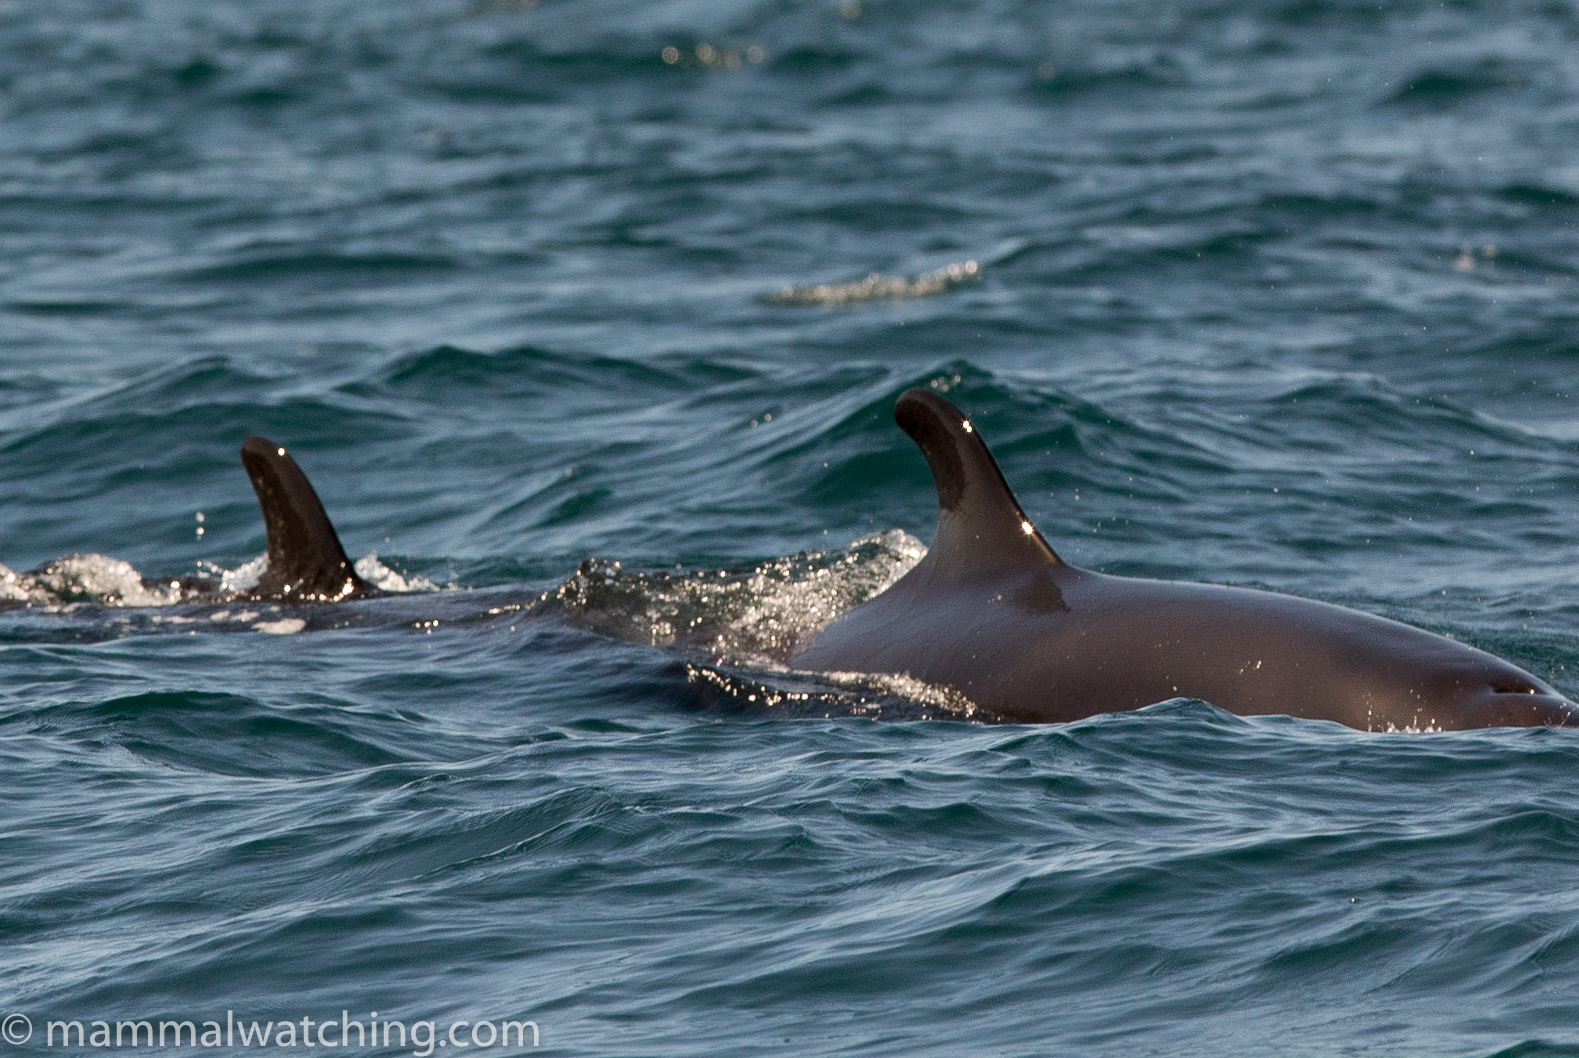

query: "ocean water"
(5, 0), (1579, 1054)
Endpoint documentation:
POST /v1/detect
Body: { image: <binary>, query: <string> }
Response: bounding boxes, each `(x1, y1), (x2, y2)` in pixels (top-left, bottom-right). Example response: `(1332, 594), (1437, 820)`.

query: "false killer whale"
(788, 389), (1576, 731)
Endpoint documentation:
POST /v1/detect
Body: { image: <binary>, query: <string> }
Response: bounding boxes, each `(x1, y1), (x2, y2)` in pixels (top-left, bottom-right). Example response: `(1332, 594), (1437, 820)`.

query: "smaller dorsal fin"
(240, 437), (369, 602)
(894, 389), (1064, 583)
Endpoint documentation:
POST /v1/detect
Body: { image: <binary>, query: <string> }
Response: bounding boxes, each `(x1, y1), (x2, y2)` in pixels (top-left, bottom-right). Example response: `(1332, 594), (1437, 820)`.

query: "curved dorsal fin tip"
(241, 435), (287, 461)
(893, 387), (1065, 574)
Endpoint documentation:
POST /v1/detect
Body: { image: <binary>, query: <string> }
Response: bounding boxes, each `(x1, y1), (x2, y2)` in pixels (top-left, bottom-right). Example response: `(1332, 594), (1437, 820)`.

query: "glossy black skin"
(791, 390), (1575, 731)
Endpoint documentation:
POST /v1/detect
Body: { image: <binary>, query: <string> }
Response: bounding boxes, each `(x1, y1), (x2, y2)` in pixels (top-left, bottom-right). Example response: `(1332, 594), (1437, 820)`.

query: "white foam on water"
(219, 555), (267, 594)
(765, 259), (982, 306)
(28, 554), (181, 607)
(354, 553), (438, 593)
(552, 529), (926, 665)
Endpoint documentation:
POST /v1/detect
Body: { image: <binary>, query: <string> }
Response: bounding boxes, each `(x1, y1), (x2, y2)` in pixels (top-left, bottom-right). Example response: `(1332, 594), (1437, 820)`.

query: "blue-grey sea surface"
(4, 0), (1579, 1055)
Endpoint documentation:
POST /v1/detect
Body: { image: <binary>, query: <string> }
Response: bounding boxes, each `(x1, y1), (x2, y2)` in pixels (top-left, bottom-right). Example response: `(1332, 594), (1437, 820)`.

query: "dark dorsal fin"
(894, 388), (1064, 583)
(240, 436), (369, 602)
